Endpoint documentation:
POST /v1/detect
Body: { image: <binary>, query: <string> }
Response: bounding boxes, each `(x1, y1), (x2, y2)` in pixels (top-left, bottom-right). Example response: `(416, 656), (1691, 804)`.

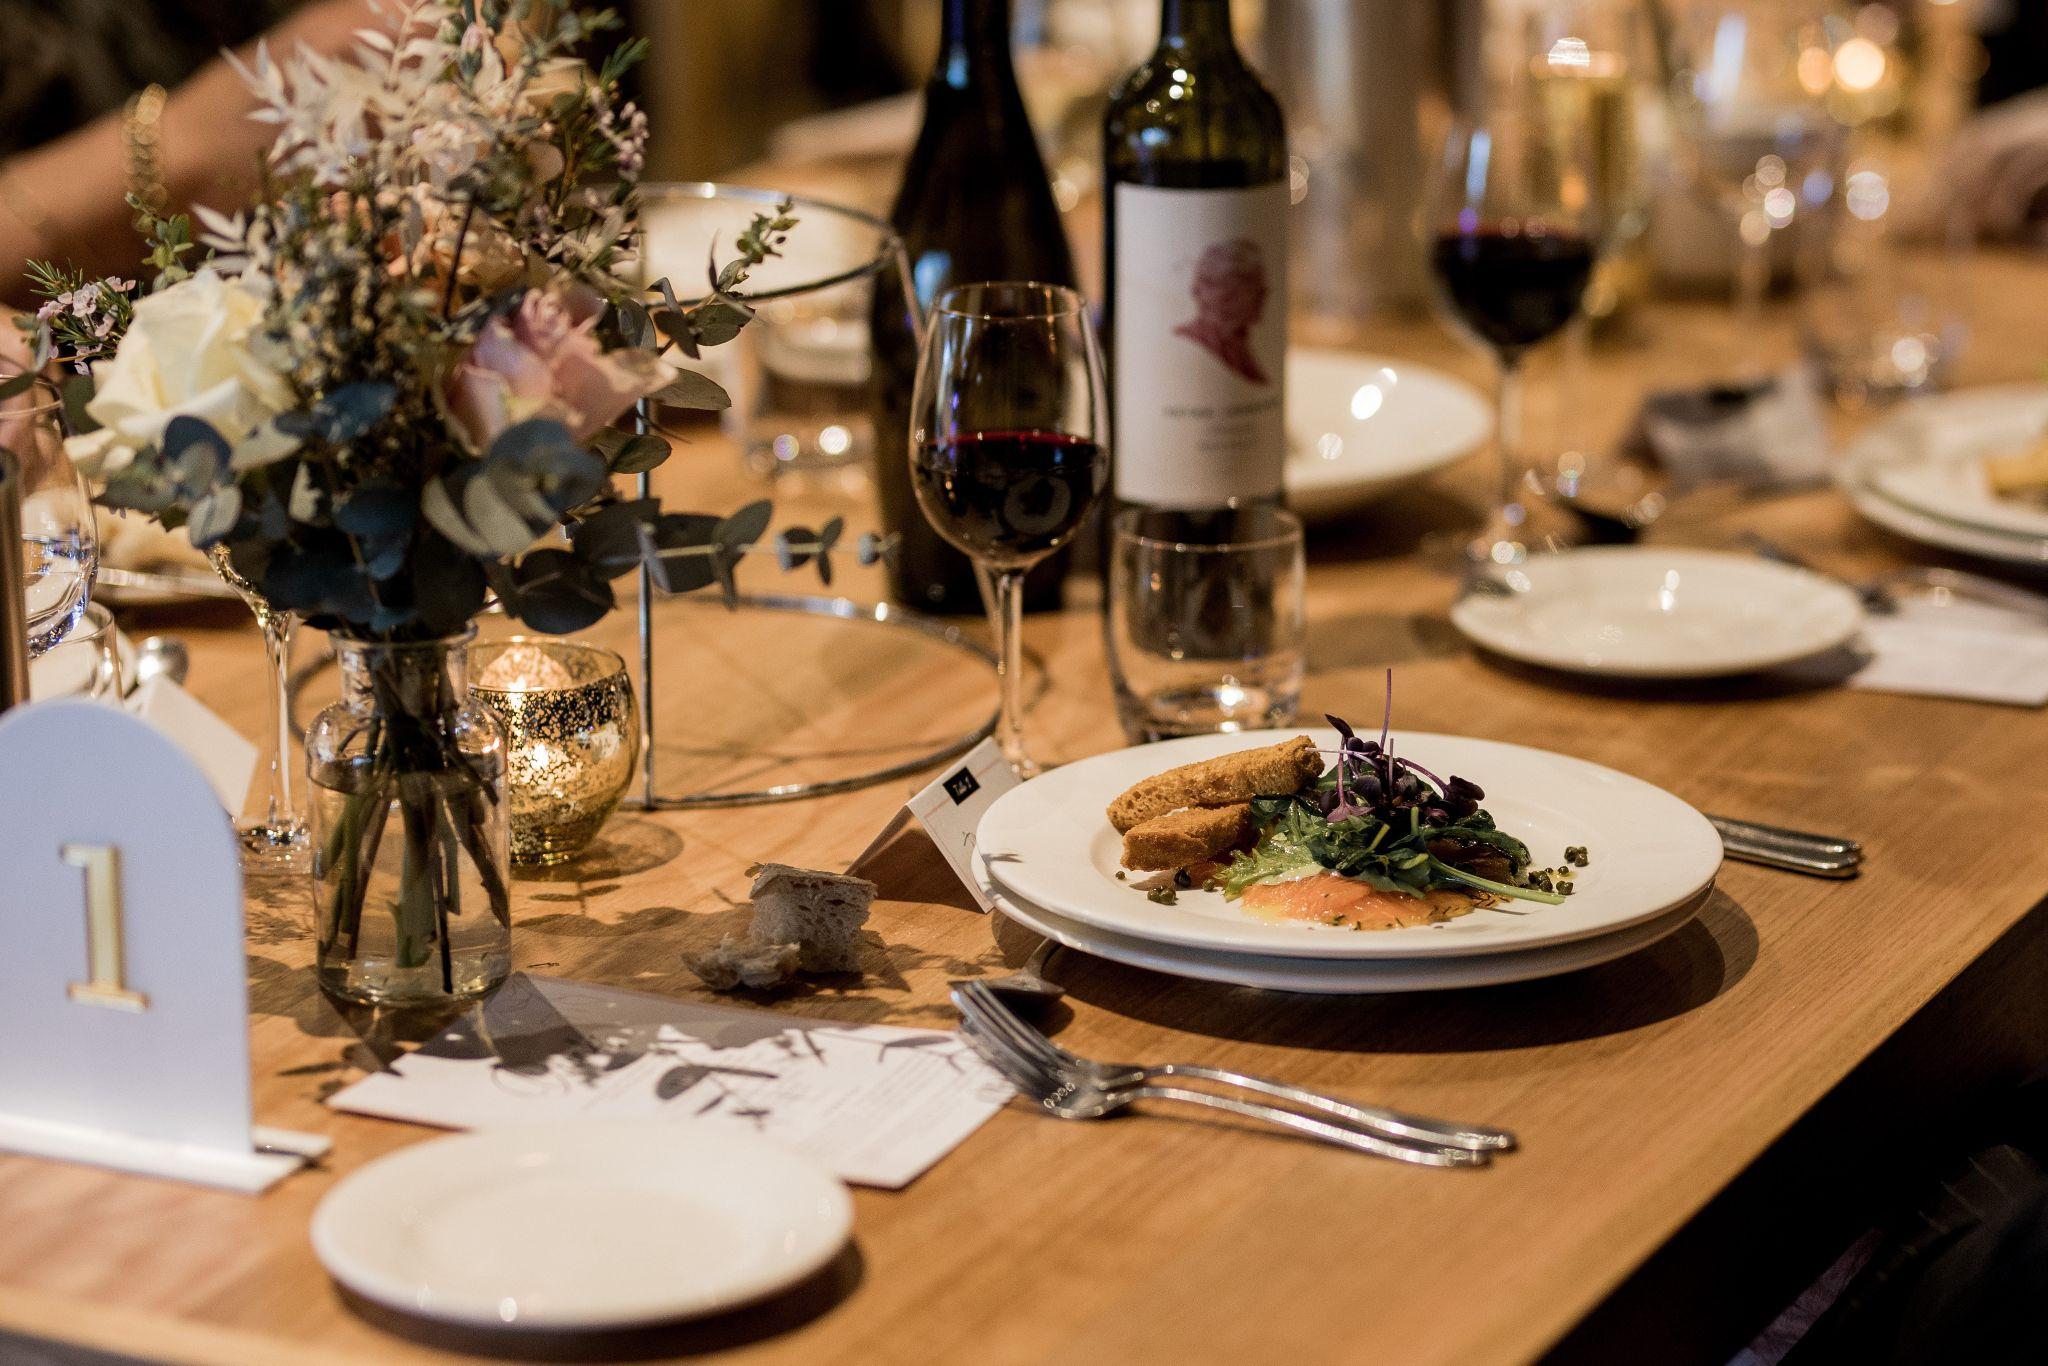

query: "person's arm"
(0, 0), (380, 303)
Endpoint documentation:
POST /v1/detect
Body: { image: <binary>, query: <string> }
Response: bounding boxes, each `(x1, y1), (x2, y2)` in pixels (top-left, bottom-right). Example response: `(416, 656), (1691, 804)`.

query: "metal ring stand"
(287, 593), (998, 810)
(624, 591), (998, 810)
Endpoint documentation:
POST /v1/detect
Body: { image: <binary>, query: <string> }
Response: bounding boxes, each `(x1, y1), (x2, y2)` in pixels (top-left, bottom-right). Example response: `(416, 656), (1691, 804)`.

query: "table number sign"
(0, 700), (327, 1192)
(851, 737), (1021, 912)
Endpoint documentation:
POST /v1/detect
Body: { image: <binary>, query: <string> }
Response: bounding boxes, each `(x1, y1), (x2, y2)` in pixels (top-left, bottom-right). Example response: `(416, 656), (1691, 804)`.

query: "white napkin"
(125, 680), (258, 812)
(1633, 367), (1832, 493)
(1845, 596), (2048, 706)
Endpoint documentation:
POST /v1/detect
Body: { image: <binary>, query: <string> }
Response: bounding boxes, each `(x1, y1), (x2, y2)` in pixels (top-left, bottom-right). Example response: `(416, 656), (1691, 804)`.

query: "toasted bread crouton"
(1107, 736), (1324, 834)
(1121, 803), (1256, 872)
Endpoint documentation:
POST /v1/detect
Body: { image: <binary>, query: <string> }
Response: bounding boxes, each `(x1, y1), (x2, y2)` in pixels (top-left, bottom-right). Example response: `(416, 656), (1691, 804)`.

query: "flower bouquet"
(25, 0), (865, 1004)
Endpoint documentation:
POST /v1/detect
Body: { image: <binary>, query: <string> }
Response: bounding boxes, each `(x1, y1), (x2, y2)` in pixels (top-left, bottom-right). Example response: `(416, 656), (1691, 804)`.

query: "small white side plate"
(312, 1121), (852, 1330)
(1284, 348), (1491, 519)
(1450, 547), (1865, 679)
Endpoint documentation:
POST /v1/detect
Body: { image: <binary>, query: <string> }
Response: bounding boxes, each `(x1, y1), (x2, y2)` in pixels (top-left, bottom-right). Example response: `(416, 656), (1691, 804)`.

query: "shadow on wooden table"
(334, 1242), (865, 1360)
(1048, 889), (1758, 1054)
(1454, 642), (1865, 703)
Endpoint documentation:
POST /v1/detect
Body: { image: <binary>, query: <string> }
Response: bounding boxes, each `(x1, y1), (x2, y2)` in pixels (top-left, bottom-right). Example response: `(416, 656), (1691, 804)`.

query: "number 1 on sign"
(60, 844), (149, 1012)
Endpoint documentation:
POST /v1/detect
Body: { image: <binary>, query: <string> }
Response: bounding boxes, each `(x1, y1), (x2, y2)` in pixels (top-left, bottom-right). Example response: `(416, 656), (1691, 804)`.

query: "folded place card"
(125, 678), (258, 813)
(849, 737), (1021, 912)
(329, 973), (1011, 1189)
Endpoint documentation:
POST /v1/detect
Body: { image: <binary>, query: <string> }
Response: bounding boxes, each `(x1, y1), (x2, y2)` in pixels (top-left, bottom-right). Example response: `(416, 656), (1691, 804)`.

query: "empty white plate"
(1284, 348), (1490, 519)
(312, 1121), (852, 1330)
(978, 728), (1722, 961)
(1450, 547), (1865, 679)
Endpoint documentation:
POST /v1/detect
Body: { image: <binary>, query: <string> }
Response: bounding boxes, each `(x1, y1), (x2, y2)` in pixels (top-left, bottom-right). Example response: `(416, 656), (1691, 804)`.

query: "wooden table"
(5, 253), (2048, 1366)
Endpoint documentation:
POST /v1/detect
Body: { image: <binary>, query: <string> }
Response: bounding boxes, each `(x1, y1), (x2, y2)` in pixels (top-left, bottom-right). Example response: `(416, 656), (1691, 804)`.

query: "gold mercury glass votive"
(470, 638), (640, 867)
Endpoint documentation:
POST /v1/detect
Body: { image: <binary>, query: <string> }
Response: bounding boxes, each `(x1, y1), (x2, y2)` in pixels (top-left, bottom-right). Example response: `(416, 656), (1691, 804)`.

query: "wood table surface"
(5, 252), (2048, 1366)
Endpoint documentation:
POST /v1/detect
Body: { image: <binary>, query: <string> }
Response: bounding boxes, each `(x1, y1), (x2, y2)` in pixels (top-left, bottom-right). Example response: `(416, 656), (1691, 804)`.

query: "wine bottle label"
(1112, 180), (1289, 507)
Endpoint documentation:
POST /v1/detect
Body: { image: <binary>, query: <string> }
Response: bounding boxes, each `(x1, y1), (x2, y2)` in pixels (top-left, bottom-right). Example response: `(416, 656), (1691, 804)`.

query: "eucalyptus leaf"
(60, 373), (99, 436)
(463, 470), (541, 556)
(649, 369), (730, 411)
(509, 548), (613, 634)
(0, 373), (34, 401)
(413, 533), (488, 633)
(334, 485), (417, 539)
(421, 475), (491, 557)
(185, 485), (243, 547)
(714, 499), (772, 554)
(289, 462), (329, 524)
(607, 432), (670, 474)
(571, 500), (651, 579)
(775, 527), (814, 572)
(647, 511), (720, 594)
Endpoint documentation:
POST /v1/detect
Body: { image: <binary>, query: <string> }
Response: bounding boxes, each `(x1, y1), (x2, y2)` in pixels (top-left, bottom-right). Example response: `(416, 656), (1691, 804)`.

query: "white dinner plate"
(311, 1121), (852, 1330)
(1449, 547), (1866, 679)
(1284, 348), (1490, 519)
(978, 729), (1722, 961)
(981, 861), (1710, 995)
(1847, 385), (2048, 542)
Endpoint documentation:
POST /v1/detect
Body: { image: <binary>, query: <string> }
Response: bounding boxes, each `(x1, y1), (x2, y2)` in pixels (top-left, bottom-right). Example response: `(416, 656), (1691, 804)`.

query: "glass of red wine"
(910, 281), (1108, 776)
(1428, 109), (1602, 564)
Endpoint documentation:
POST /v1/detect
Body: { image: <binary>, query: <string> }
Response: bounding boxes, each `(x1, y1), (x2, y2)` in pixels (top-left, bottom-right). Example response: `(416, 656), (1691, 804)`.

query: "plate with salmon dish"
(976, 700), (1720, 961)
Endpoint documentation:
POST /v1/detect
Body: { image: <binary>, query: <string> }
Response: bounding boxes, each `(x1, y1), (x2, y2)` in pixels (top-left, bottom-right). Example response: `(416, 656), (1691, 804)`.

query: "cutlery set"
(952, 978), (1515, 1167)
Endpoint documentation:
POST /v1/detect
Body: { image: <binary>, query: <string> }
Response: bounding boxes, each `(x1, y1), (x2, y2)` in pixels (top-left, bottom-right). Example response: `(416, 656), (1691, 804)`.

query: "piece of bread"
(1121, 803), (1255, 871)
(747, 862), (876, 973)
(687, 935), (801, 991)
(1986, 438), (2048, 500)
(1107, 736), (1324, 833)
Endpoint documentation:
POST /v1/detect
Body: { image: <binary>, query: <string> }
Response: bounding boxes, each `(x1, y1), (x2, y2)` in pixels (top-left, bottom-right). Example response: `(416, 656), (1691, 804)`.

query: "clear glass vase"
(307, 631), (511, 1006)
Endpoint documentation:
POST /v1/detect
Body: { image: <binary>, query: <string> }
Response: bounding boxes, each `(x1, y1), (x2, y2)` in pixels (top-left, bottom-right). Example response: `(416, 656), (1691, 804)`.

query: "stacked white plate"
(975, 730), (1723, 995)
(1841, 385), (2048, 568)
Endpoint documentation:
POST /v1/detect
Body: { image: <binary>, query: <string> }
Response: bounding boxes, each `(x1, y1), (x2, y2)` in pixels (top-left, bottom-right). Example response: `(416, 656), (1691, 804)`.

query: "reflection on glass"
(1, 374), (96, 657)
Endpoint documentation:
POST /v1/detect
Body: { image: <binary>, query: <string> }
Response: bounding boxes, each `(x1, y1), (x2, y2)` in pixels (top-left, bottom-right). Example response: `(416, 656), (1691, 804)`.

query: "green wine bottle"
(871, 0), (1075, 616)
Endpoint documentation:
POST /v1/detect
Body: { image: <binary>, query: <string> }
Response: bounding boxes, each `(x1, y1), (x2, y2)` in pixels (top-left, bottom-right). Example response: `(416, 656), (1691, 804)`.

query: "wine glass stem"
(256, 608), (298, 826)
(1736, 225), (1770, 347)
(1496, 355), (1526, 521)
(989, 566), (1033, 777)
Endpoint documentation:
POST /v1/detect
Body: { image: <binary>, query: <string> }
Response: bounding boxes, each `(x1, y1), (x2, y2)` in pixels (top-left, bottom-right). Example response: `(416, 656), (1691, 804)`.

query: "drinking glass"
(27, 602), (122, 700)
(1664, 3), (1843, 357)
(1108, 506), (1305, 742)
(209, 545), (309, 871)
(1522, 0), (1655, 326)
(909, 281), (1107, 777)
(0, 374), (96, 655)
(1427, 110), (1602, 565)
(638, 183), (909, 482)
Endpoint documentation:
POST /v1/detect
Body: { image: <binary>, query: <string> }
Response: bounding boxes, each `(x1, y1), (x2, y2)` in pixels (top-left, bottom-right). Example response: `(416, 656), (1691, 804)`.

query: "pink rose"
(446, 287), (671, 450)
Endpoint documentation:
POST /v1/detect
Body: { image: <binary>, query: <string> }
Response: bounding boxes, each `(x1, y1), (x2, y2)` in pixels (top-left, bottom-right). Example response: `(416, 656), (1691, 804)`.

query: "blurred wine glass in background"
(1427, 105), (1604, 565)
(1522, 0), (1657, 329)
(1664, 1), (1844, 373)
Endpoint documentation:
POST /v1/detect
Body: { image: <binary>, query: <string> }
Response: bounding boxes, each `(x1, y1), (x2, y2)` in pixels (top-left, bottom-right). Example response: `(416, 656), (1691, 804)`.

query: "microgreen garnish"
(1213, 674), (1582, 910)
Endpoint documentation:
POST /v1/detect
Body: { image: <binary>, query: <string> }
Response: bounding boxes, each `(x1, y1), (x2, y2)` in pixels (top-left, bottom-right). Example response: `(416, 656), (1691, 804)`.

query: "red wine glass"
(1428, 110), (1603, 565)
(910, 281), (1108, 776)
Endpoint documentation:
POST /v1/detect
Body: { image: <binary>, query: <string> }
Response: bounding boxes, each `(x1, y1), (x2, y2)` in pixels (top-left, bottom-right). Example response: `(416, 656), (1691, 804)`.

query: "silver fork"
(952, 980), (1511, 1160)
(952, 1008), (1489, 1167)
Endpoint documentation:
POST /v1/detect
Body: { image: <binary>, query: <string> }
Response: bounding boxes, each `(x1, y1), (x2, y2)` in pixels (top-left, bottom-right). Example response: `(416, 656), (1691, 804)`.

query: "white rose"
(66, 268), (297, 476)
